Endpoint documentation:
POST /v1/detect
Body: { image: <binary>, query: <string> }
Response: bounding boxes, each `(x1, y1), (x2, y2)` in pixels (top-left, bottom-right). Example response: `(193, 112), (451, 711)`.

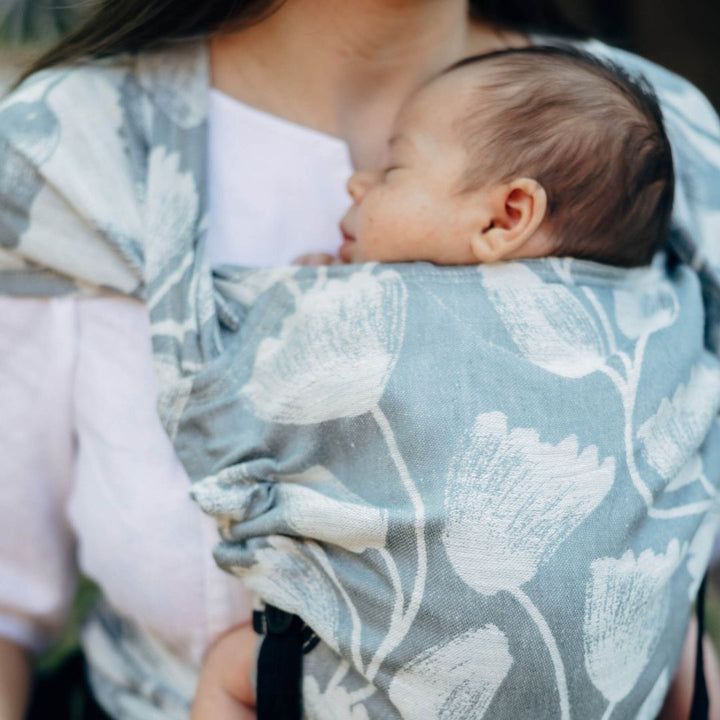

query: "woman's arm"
(0, 637), (30, 720)
(0, 297), (81, 717)
(660, 615), (720, 720)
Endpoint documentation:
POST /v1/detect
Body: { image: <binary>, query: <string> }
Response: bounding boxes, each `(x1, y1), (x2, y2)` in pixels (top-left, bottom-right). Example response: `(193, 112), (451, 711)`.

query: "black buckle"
(253, 606), (319, 654)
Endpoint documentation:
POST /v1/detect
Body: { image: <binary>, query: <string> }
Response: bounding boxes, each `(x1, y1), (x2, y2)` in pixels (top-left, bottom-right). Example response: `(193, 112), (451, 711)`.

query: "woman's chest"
(204, 88), (353, 267)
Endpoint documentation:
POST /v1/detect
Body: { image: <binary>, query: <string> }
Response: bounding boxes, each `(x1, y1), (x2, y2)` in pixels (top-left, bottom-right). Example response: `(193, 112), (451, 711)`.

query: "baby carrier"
(2, 39), (720, 720)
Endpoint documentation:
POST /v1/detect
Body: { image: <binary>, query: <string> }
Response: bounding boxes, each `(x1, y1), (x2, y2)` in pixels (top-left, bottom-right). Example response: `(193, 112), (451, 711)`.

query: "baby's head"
(339, 46), (674, 268)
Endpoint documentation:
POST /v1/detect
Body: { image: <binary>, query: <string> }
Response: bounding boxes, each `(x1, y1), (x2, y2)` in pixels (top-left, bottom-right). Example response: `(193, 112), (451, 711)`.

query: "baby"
(191, 45), (675, 719)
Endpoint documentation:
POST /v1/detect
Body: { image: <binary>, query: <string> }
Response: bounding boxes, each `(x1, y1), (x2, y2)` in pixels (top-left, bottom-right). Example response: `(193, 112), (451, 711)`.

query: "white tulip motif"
(241, 268), (425, 684)
(39, 74), (146, 291)
(443, 411), (615, 720)
(637, 363), (720, 514)
(241, 268), (406, 424)
(583, 541), (682, 720)
(481, 262), (703, 520)
(443, 412), (615, 593)
(387, 626), (513, 720)
(613, 280), (678, 340)
(233, 535), (342, 653)
(479, 264), (607, 379)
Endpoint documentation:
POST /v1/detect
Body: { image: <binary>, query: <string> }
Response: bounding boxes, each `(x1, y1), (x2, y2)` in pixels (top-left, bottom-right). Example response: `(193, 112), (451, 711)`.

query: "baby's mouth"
(338, 224), (356, 263)
(340, 225), (355, 243)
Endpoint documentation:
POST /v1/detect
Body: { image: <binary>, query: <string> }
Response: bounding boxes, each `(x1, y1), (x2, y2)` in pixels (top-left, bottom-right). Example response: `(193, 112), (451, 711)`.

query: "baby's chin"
(338, 239), (359, 264)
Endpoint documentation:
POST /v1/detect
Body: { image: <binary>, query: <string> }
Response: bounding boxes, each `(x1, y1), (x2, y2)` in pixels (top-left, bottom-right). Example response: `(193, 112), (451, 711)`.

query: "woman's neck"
(211, 0), (524, 168)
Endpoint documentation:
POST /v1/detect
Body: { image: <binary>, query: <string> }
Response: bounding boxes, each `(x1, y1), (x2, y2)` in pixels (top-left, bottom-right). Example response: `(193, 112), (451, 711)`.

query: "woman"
(1, 1), (719, 718)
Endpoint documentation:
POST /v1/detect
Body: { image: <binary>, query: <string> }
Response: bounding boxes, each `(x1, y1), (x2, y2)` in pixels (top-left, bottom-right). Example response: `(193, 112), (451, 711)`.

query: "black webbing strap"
(254, 605), (319, 720)
(690, 572), (710, 720)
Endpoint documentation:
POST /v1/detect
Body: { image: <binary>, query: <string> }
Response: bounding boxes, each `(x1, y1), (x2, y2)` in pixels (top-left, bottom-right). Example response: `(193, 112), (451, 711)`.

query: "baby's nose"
(346, 171), (377, 202)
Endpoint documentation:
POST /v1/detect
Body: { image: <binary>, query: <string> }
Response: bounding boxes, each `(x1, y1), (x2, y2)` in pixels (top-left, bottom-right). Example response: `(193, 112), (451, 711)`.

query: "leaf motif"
(583, 541), (681, 704)
(43, 73), (144, 255)
(222, 535), (341, 651)
(666, 455), (704, 493)
(278, 466), (389, 553)
(136, 46), (207, 129)
(144, 147), (200, 295)
(480, 264), (606, 378)
(193, 465), (389, 553)
(0, 99), (60, 167)
(637, 363), (720, 480)
(304, 676), (372, 720)
(214, 266), (300, 307)
(242, 269), (407, 424)
(387, 626), (512, 720)
(153, 357), (194, 441)
(614, 279), (678, 339)
(443, 412), (614, 594)
(635, 668), (669, 720)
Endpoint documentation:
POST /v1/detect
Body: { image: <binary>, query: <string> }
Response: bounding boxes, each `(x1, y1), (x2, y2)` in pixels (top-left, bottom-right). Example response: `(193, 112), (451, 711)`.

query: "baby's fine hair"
(448, 46), (675, 267)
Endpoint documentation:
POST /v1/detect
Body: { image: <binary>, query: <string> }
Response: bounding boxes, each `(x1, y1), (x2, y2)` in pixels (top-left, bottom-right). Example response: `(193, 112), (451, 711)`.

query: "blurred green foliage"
(0, 0), (86, 44)
(707, 576), (720, 655)
(35, 577), (99, 673)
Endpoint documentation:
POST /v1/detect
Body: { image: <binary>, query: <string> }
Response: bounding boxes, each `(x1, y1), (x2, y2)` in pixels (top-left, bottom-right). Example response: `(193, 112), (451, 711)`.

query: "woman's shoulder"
(577, 38), (720, 138)
(1, 39), (209, 154)
(575, 38), (720, 354)
(0, 40), (210, 299)
(2, 52), (133, 127)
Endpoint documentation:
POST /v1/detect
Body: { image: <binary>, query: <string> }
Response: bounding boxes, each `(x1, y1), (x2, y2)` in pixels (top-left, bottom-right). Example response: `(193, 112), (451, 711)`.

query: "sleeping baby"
(301, 43), (672, 270)
(191, 45), (683, 720)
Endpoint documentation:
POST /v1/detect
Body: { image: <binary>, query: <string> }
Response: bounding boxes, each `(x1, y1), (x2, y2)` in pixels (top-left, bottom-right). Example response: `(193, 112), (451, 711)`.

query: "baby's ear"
(470, 178), (548, 263)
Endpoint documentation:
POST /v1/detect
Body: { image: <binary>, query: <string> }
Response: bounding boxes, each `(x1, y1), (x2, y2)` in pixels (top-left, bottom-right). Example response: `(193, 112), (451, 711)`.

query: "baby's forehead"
(417, 68), (480, 106)
(395, 72), (475, 134)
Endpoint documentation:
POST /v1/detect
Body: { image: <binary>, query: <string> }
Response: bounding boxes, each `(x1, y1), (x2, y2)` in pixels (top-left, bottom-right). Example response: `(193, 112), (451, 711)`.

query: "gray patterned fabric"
(2, 38), (720, 720)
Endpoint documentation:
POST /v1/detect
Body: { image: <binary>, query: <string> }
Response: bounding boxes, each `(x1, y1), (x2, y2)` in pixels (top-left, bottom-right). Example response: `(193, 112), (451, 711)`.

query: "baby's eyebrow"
(387, 134), (413, 152)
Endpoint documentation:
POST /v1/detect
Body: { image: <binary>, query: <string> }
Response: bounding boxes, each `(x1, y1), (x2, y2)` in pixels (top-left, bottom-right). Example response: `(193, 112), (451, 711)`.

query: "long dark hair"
(20, 0), (584, 83)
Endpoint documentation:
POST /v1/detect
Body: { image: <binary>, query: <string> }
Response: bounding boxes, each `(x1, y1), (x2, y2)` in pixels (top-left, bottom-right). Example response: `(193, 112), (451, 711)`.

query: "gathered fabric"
(2, 38), (720, 720)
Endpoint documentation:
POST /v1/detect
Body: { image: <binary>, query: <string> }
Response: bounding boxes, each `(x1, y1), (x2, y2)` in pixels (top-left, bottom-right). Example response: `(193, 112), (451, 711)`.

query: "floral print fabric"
(2, 39), (720, 720)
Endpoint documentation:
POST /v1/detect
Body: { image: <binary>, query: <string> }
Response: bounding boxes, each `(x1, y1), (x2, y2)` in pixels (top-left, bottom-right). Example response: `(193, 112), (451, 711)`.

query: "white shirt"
(0, 89), (354, 665)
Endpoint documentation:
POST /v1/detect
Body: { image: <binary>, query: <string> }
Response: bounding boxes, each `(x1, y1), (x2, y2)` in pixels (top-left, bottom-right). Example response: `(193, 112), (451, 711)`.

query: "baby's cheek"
(382, 218), (414, 259)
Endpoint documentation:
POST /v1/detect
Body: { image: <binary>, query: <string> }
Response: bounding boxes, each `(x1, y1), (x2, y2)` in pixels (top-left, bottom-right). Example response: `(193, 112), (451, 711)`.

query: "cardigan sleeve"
(0, 296), (79, 651)
(0, 61), (146, 650)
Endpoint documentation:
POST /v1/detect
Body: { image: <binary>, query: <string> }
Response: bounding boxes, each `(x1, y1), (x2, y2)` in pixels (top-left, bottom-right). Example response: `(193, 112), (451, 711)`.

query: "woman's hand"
(0, 637), (30, 720)
(292, 252), (341, 266)
(191, 622), (259, 720)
